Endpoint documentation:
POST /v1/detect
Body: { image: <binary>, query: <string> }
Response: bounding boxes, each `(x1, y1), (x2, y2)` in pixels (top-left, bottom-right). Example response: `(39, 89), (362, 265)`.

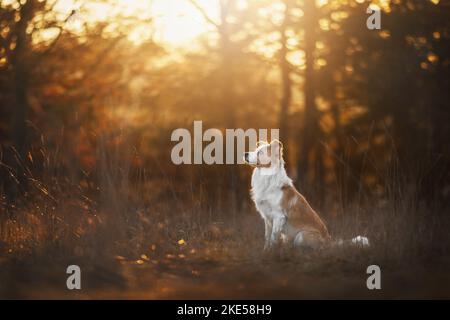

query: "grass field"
(2, 193), (450, 299)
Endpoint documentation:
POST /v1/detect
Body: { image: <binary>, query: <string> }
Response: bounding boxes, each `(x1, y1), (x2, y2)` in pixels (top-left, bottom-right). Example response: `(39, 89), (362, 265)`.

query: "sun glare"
(151, 0), (218, 46)
(54, 0), (219, 46)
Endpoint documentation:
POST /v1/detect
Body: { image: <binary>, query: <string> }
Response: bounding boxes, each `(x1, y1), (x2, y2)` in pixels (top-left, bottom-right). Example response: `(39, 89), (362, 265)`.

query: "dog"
(243, 140), (369, 250)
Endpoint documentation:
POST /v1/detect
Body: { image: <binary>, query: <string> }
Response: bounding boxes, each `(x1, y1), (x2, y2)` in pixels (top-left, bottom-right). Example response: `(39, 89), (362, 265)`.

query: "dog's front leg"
(269, 214), (286, 247)
(264, 219), (273, 250)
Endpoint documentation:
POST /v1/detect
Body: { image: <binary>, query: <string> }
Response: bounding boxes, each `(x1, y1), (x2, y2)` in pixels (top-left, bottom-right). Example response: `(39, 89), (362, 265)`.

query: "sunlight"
(150, 0), (219, 46)
(54, 0), (219, 46)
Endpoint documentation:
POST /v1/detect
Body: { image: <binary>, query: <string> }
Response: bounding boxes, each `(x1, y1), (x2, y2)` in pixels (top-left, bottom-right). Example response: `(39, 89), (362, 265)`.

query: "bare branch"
(187, 0), (219, 28)
(39, 9), (77, 56)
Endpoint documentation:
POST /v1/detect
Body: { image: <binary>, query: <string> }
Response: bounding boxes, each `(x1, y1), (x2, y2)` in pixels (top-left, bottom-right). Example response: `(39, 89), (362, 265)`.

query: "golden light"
(54, 0), (219, 46)
(151, 0), (219, 46)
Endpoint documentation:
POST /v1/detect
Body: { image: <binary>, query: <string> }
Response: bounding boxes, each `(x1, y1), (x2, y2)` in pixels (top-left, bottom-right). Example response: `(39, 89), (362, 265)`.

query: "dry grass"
(1, 138), (449, 299)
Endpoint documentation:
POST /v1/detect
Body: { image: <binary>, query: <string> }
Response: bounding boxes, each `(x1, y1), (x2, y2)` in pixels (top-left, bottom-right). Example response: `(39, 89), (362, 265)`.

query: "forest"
(0, 0), (449, 299)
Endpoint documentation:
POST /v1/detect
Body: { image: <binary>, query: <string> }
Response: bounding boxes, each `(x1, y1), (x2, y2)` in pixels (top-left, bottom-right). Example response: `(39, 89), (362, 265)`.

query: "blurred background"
(0, 0), (449, 298)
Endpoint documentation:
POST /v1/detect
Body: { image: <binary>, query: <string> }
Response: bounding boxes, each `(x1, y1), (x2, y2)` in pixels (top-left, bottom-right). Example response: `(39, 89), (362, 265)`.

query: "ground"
(2, 237), (450, 299)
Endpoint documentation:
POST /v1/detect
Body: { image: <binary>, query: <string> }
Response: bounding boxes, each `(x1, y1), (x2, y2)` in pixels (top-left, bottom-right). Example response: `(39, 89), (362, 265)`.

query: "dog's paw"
(264, 239), (282, 252)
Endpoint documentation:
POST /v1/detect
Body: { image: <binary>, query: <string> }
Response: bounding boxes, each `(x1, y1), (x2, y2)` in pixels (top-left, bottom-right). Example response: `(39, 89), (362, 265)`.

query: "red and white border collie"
(244, 140), (369, 250)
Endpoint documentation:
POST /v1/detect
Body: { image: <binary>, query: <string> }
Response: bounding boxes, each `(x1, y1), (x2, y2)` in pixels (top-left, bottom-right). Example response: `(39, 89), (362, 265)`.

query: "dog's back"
(280, 185), (331, 247)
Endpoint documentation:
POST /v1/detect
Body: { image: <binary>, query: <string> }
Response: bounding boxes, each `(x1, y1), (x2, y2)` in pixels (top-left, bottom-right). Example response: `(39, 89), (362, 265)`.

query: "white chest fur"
(250, 166), (293, 221)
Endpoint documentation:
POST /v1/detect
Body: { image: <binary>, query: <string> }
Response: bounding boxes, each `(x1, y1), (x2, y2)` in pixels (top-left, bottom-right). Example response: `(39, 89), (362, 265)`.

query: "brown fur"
(281, 185), (331, 245)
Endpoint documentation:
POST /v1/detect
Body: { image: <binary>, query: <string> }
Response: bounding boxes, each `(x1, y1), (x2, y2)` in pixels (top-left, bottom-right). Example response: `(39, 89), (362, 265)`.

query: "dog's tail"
(333, 235), (370, 248)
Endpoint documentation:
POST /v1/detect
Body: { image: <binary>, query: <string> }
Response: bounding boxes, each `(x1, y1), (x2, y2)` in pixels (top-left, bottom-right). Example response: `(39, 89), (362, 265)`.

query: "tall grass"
(0, 131), (449, 272)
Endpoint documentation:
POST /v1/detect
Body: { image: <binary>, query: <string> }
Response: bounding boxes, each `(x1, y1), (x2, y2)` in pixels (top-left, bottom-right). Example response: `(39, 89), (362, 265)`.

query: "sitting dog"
(244, 140), (368, 250)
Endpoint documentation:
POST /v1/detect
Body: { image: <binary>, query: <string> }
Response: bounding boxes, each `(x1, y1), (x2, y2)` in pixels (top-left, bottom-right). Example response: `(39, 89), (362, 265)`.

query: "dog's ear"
(270, 139), (283, 157)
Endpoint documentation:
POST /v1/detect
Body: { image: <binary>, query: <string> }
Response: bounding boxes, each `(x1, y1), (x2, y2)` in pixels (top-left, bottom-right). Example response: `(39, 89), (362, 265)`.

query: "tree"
(296, 0), (325, 203)
(0, 0), (74, 196)
(278, 0), (293, 154)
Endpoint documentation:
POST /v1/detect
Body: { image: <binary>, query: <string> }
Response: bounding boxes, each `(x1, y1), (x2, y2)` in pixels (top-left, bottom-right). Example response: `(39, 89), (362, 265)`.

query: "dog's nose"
(244, 152), (249, 162)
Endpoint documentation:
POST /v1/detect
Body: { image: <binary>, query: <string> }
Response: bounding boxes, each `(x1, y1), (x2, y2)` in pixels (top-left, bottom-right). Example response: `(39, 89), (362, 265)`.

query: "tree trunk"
(218, 0), (240, 218)
(8, 1), (35, 196)
(279, 0), (292, 163)
(297, 0), (320, 199)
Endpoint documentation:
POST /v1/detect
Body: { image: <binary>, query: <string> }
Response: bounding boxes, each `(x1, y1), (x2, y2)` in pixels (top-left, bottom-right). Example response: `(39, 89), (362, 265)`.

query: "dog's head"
(243, 140), (284, 168)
